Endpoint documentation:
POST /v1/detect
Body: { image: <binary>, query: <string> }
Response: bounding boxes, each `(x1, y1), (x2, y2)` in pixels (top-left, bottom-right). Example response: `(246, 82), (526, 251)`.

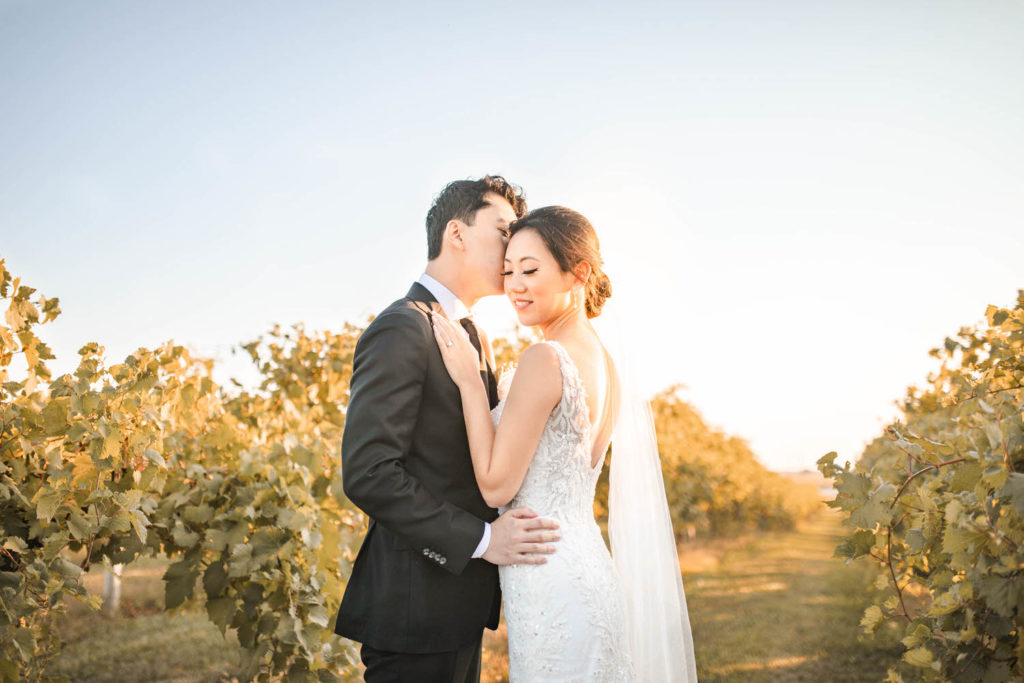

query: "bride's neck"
(540, 306), (589, 342)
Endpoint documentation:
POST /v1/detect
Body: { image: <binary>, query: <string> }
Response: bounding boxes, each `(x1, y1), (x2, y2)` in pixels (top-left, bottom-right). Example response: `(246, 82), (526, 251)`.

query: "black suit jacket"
(334, 283), (501, 653)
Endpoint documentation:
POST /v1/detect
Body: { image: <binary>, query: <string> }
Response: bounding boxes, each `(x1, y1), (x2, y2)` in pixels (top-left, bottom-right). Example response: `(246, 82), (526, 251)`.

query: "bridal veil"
(597, 302), (698, 682)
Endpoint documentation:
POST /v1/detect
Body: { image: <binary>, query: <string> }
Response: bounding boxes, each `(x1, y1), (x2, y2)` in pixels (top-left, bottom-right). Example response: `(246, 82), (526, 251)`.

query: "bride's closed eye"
(501, 268), (538, 277)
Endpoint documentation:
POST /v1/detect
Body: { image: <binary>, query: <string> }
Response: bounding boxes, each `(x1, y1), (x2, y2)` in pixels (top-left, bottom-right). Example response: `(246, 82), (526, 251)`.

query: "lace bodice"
(492, 341), (606, 523)
(492, 340), (632, 682)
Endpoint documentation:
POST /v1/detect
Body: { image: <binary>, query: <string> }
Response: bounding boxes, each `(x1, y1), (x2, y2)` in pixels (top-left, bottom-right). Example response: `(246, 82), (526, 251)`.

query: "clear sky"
(2, 1), (1022, 472)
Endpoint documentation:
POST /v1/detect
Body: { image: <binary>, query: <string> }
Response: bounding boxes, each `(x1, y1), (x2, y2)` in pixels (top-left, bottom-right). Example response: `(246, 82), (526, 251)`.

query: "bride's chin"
(515, 311), (537, 327)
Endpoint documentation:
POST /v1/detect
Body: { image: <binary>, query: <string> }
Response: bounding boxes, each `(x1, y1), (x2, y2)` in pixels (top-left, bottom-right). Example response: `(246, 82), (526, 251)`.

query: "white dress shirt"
(416, 273), (492, 559)
(417, 272), (471, 319)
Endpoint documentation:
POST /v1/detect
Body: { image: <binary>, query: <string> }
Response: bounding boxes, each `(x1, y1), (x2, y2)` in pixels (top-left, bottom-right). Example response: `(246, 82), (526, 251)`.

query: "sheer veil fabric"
(596, 301), (699, 682)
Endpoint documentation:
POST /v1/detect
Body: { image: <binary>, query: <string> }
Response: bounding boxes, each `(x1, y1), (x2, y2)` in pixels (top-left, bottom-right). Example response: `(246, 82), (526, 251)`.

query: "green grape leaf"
(861, 605), (884, 634)
(130, 509), (149, 544)
(1002, 472), (1024, 515)
(927, 590), (960, 616)
(183, 504), (214, 525)
(171, 523), (200, 548)
(11, 627), (36, 659)
(306, 605), (329, 629)
(835, 529), (877, 561)
(163, 559), (198, 609)
(901, 623), (932, 649)
(66, 508), (93, 540)
(3, 537), (28, 553)
(203, 560), (229, 598)
(143, 447), (166, 468)
(206, 596), (235, 635)
(977, 575), (1020, 618)
(903, 646), (935, 669)
(905, 528), (926, 552)
(950, 460), (982, 493)
(34, 487), (62, 521)
(982, 660), (1012, 683)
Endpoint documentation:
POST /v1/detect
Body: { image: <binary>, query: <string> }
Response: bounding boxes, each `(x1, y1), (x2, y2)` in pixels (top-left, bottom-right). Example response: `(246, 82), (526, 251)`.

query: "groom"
(335, 175), (561, 682)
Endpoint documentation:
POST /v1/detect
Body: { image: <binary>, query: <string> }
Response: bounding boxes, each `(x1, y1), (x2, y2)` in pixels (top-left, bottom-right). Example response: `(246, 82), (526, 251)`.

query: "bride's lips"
(513, 298), (532, 310)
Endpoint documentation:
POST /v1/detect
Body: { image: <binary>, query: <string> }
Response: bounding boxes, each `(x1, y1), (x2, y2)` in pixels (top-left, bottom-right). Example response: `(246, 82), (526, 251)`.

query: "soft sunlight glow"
(3, 1), (1021, 472)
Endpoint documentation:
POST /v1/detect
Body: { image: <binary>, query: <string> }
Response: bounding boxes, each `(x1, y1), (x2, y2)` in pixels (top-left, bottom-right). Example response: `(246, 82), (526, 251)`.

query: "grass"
(683, 508), (902, 682)
(48, 509), (899, 681)
(48, 556), (240, 682)
(52, 612), (240, 682)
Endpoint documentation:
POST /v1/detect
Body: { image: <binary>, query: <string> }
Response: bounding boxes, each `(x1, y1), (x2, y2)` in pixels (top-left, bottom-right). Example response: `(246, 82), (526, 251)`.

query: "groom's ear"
(445, 220), (466, 253)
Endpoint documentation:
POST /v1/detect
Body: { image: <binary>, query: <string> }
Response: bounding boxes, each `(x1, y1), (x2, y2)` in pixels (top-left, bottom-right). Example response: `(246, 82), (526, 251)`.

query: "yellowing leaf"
(903, 646), (934, 669)
(861, 605), (884, 634)
(34, 487), (62, 521)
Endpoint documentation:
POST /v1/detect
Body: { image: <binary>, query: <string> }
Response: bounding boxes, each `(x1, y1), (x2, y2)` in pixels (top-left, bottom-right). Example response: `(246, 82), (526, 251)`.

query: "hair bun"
(585, 270), (612, 318)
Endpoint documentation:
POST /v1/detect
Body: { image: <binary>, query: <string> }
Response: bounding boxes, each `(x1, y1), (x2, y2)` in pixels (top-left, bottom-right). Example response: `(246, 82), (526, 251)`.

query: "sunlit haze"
(2, 1), (1021, 472)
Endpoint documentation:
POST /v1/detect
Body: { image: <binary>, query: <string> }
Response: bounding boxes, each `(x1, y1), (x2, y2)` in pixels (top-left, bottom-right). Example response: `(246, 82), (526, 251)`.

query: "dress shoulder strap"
(539, 340), (590, 434)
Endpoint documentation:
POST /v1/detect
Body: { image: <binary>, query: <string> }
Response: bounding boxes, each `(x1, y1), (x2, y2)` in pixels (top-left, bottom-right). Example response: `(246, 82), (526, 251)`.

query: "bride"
(430, 206), (698, 682)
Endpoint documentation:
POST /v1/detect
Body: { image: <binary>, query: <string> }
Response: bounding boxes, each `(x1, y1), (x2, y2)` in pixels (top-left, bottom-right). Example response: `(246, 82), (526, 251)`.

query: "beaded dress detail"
(492, 341), (634, 682)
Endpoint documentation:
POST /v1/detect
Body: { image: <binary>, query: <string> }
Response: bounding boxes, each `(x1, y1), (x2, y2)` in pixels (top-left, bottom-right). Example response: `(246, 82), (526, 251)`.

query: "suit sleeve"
(341, 310), (485, 575)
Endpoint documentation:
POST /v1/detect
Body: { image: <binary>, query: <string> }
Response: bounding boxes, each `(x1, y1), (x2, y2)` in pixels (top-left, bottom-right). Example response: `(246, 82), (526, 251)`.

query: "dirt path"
(50, 510), (899, 681)
(684, 509), (900, 681)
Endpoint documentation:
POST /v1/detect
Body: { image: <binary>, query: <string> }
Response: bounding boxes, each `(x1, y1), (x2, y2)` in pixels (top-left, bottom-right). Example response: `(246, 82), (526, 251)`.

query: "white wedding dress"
(492, 340), (635, 682)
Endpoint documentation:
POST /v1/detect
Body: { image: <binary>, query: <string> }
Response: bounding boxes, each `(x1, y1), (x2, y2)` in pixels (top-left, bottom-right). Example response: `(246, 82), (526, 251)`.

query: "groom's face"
(463, 192), (517, 296)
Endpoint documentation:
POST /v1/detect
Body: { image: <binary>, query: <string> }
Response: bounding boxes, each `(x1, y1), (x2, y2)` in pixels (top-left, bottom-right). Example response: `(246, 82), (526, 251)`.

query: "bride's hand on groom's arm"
(482, 507), (561, 566)
(431, 313), (483, 389)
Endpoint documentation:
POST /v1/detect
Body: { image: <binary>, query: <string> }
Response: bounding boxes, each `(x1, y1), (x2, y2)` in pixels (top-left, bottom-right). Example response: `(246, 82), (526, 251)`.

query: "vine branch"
(891, 457), (966, 508)
(887, 525), (913, 621)
(950, 383), (1024, 408)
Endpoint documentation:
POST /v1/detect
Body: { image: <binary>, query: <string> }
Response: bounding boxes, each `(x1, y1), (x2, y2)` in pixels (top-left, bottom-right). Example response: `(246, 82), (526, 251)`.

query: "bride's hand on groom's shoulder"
(483, 507), (561, 566)
(431, 313), (482, 390)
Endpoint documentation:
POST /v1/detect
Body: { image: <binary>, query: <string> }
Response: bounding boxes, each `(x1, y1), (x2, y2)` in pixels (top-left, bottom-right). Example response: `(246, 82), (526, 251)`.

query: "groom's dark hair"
(426, 175), (527, 260)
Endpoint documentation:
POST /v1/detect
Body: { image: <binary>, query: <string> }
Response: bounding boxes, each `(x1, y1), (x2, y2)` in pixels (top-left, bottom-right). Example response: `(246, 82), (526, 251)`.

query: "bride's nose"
(506, 275), (526, 293)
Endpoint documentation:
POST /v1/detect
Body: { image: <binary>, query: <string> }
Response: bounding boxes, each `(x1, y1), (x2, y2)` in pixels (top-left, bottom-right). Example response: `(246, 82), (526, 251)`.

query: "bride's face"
(502, 228), (579, 327)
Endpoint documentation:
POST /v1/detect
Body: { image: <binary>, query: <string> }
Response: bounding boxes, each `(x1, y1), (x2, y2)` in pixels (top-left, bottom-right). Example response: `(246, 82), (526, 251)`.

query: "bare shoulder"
(507, 343), (562, 405)
(518, 342), (561, 371)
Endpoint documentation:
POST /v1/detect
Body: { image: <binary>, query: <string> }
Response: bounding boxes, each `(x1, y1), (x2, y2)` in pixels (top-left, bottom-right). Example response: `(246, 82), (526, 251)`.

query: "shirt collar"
(417, 273), (472, 319)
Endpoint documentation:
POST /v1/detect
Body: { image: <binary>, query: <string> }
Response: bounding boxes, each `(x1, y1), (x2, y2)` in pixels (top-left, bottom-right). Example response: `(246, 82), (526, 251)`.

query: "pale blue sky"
(2, 1), (1022, 471)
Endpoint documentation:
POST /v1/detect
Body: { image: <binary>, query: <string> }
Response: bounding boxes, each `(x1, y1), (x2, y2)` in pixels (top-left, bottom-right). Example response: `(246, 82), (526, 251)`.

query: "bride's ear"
(573, 261), (591, 286)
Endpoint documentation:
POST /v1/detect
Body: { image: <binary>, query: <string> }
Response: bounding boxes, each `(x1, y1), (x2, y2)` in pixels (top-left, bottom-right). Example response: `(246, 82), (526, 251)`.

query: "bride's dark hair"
(508, 206), (612, 318)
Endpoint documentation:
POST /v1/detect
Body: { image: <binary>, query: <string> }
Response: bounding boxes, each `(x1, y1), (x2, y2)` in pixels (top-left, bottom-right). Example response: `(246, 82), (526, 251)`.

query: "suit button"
(422, 549), (429, 556)
(439, 557), (447, 566)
